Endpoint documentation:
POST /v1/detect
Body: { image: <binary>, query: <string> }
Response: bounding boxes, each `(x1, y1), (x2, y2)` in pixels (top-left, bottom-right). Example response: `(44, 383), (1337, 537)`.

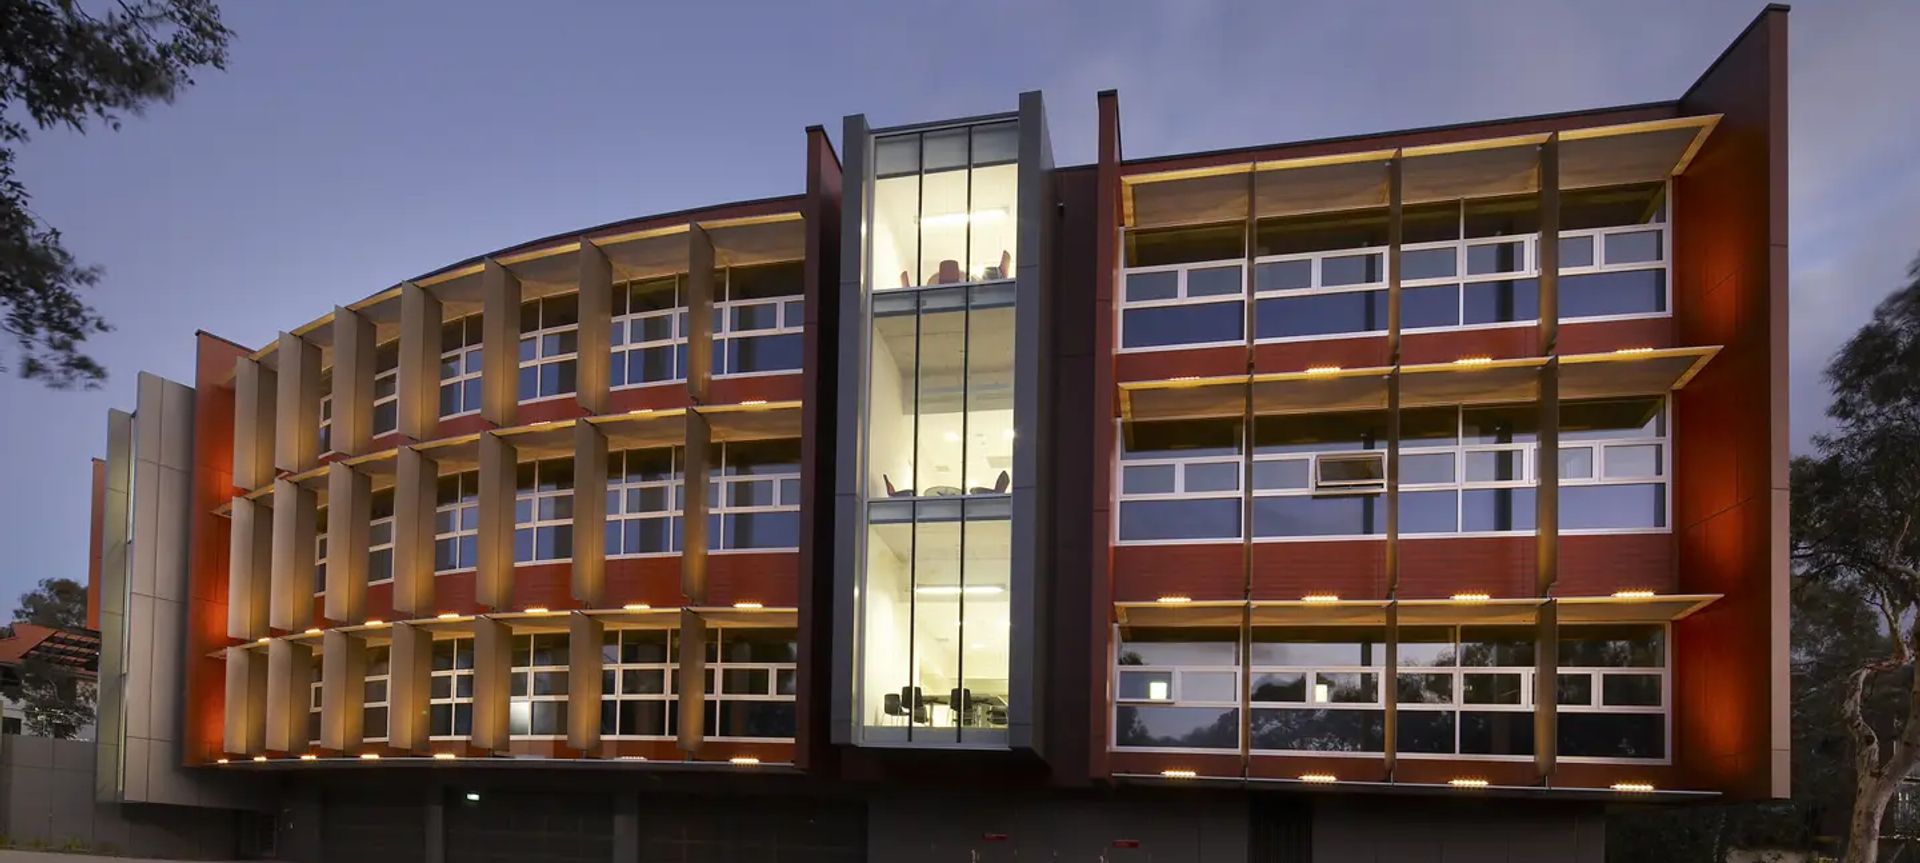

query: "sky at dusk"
(1, 0), (1914, 608)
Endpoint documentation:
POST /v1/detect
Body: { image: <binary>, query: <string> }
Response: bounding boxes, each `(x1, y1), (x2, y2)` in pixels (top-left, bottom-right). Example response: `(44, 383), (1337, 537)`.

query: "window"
(1113, 628), (1240, 751)
(611, 278), (686, 389)
(1249, 627), (1386, 754)
(705, 628), (798, 740)
(518, 294), (578, 402)
(364, 644), (390, 742)
(313, 505), (328, 596)
(434, 471), (479, 573)
(865, 284), (1015, 501)
(607, 448), (682, 557)
(429, 638), (474, 739)
(713, 262), (804, 377)
(600, 629), (674, 738)
(1556, 624), (1667, 759)
(368, 488), (395, 584)
(510, 633), (569, 737)
(871, 121), (1019, 291)
(710, 439), (801, 551)
(1395, 626), (1535, 757)
(318, 370), (334, 454)
(1119, 224), (1247, 351)
(440, 315), (483, 418)
(372, 340), (399, 436)
(1117, 417), (1243, 542)
(308, 662), (323, 744)
(514, 459), (573, 563)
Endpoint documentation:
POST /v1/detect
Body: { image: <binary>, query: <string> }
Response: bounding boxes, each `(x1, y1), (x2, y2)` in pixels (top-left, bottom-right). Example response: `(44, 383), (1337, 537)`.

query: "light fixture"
(1148, 680), (1170, 700)
(1301, 593), (1340, 603)
(1156, 595), (1192, 604)
(622, 603), (651, 611)
(920, 208), (1008, 229)
(730, 756), (761, 766)
(1614, 346), (1655, 354)
(256, 637), (271, 644)
(299, 754), (318, 761)
(252, 755), (268, 763)
(523, 607), (550, 615)
(739, 399), (768, 406)
(1305, 365), (1343, 375)
(360, 753), (380, 761)
(628, 408), (654, 416)
(1612, 589), (1655, 599)
(438, 612), (462, 620)
(1160, 769), (1197, 779)
(1453, 356), (1493, 366)
(1451, 592), (1491, 603)
(733, 601), (764, 609)
(618, 755), (649, 761)
(1611, 781), (1655, 793)
(1449, 778), (1489, 788)
(913, 585), (1005, 596)
(364, 619), (385, 628)
(1314, 683), (1331, 703)
(1299, 773), (1338, 784)
(216, 758), (230, 765)
(1002, 429), (1017, 440)
(433, 752), (457, 761)
(465, 792), (481, 802)
(943, 431), (961, 443)
(1169, 375), (1201, 382)
(304, 628), (322, 635)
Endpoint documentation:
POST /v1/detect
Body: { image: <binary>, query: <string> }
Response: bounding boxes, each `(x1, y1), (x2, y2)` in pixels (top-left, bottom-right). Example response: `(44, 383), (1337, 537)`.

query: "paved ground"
(0, 851), (244, 863)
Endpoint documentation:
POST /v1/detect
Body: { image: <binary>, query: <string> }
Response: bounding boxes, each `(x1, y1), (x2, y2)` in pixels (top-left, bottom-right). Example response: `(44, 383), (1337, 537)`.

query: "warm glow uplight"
(1449, 778), (1489, 788)
(1156, 595), (1192, 604)
(438, 612), (462, 620)
(622, 603), (651, 611)
(1612, 782), (1655, 793)
(252, 756), (267, 763)
(1305, 365), (1343, 375)
(1454, 356), (1493, 366)
(1614, 346), (1656, 354)
(304, 628), (322, 635)
(628, 408), (654, 415)
(1301, 593), (1340, 603)
(1613, 589), (1656, 599)
(299, 754), (318, 761)
(523, 607), (550, 615)
(360, 753), (380, 761)
(730, 756), (761, 766)
(739, 399), (767, 406)
(1299, 773), (1338, 784)
(216, 758), (230, 765)
(1169, 375), (1201, 382)
(1160, 769), (1197, 779)
(733, 601), (764, 609)
(1451, 592), (1491, 603)
(433, 752), (457, 761)
(364, 619), (385, 627)
(256, 637), (270, 644)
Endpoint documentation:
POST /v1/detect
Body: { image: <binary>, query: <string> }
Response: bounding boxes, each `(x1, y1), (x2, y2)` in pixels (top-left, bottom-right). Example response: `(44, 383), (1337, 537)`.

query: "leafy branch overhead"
(0, 0), (231, 387)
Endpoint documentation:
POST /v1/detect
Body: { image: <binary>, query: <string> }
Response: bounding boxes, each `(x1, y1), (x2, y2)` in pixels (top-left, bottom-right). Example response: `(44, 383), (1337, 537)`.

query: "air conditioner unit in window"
(1315, 452), (1386, 493)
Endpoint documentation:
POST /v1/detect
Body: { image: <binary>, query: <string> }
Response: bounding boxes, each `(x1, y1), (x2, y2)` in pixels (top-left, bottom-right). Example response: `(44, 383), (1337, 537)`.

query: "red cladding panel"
(1113, 544), (1241, 602)
(1398, 535), (1535, 599)
(1254, 337), (1389, 375)
(1115, 347), (1244, 386)
(707, 552), (800, 608)
(1251, 540), (1386, 600)
(185, 334), (251, 764)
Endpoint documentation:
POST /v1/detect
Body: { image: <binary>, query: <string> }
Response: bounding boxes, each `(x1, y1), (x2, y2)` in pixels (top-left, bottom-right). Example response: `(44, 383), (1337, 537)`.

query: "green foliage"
(8, 576), (95, 738)
(14, 576), (85, 629)
(0, 0), (231, 387)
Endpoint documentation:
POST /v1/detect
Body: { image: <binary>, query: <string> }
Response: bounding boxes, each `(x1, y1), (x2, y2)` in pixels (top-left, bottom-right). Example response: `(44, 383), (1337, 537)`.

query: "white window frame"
(713, 296), (804, 378)
(372, 343), (400, 437)
(367, 491), (395, 586)
(510, 633), (570, 740)
(440, 315), (484, 419)
(363, 644), (391, 743)
(1115, 449), (1244, 546)
(514, 459), (573, 564)
(518, 299), (578, 404)
(318, 390), (334, 455)
(313, 505), (328, 597)
(434, 470), (479, 574)
(602, 628), (675, 740)
(710, 441), (802, 553)
(1115, 259), (1248, 353)
(429, 637), (474, 741)
(1245, 633), (1387, 759)
(611, 279), (687, 391)
(705, 626), (798, 743)
(1107, 634), (1241, 755)
(607, 449), (682, 559)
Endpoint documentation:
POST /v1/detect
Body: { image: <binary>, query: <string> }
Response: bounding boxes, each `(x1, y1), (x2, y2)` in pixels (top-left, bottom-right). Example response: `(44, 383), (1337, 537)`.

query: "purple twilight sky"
(1, 1), (1915, 607)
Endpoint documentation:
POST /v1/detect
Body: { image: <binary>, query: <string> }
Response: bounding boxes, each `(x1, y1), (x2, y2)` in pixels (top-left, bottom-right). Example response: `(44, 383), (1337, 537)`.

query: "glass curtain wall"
(859, 120), (1019, 746)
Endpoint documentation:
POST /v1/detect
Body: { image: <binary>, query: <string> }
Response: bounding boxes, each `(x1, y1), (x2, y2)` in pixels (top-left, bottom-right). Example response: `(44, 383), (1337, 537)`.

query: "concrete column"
(480, 260), (522, 427)
(477, 432), (518, 610)
(320, 630), (367, 752)
(567, 612), (603, 752)
(470, 616), (513, 753)
(265, 638), (315, 753)
(332, 306), (376, 456)
(676, 612), (707, 754)
(324, 463), (371, 624)
(270, 479), (317, 631)
(228, 496), (273, 640)
(398, 282), (444, 442)
(572, 422), (608, 605)
(387, 622), (434, 754)
(1535, 600), (1559, 781)
(576, 241), (613, 415)
(685, 226), (716, 403)
(681, 410), (712, 603)
(233, 356), (277, 491)
(223, 646), (267, 755)
(273, 332), (322, 473)
(393, 446), (439, 618)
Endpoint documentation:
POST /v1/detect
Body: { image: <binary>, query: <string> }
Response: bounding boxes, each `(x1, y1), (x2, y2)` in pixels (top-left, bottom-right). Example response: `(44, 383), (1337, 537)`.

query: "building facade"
(85, 7), (1788, 861)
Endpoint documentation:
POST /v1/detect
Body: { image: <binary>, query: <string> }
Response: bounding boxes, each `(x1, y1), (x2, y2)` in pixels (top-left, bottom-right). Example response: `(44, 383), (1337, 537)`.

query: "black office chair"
(883, 692), (905, 718)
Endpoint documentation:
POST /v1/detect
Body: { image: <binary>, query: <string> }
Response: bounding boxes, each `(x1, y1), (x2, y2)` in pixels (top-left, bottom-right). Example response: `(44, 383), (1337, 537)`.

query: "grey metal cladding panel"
(158, 375), (195, 470)
(831, 112), (871, 747)
(154, 466), (190, 603)
(122, 591), (155, 741)
(147, 596), (185, 743)
(1008, 90), (1054, 752)
(129, 458), (160, 600)
(134, 373), (165, 468)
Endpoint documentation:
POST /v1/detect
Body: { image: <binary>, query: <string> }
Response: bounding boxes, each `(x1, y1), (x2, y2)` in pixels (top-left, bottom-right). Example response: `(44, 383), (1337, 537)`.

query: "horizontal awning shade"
(1114, 594), (1719, 630)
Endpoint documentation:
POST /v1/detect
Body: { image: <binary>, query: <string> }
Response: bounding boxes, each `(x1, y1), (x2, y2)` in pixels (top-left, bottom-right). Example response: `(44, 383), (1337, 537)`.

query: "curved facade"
(84, 11), (1789, 860)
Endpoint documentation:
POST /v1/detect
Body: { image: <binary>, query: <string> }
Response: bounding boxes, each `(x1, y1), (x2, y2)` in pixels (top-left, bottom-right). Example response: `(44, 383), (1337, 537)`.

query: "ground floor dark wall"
(267, 769), (1608, 863)
(0, 734), (257, 858)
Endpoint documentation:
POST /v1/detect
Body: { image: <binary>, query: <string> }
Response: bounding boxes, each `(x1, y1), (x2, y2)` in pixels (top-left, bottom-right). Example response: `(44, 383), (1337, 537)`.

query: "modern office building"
(83, 6), (1788, 861)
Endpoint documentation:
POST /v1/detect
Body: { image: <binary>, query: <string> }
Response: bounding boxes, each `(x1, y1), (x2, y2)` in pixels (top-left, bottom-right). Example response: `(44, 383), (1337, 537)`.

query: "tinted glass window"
(1122, 302), (1244, 348)
(1462, 278), (1539, 324)
(1561, 270), (1666, 317)
(1114, 705), (1238, 749)
(1256, 292), (1385, 339)
(1126, 224), (1245, 268)
(1119, 499), (1240, 541)
(1563, 484), (1664, 529)
(1250, 708), (1383, 752)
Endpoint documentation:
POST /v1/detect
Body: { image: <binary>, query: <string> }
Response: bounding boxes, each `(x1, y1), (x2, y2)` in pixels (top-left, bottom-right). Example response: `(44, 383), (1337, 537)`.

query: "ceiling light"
(622, 603), (651, 611)
(1299, 773), (1338, 784)
(1453, 356), (1493, 366)
(304, 628), (322, 635)
(1003, 429), (1016, 439)
(1156, 595), (1192, 604)
(438, 612), (462, 620)
(920, 209), (1008, 229)
(739, 399), (767, 406)
(943, 432), (961, 442)
(1160, 769), (1197, 779)
(1449, 778), (1489, 788)
(1301, 594), (1340, 603)
(628, 408), (654, 415)
(913, 585), (1005, 596)
(465, 792), (481, 802)
(1451, 592), (1490, 603)
(364, 619), (385, 627)
(1611, 781), (1655, 793)
(732, 601), (763, 609)
(1612, 589), (1655, 599)
(1614, 346), (1655, 354)
(1305, 365), (1343, 375)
